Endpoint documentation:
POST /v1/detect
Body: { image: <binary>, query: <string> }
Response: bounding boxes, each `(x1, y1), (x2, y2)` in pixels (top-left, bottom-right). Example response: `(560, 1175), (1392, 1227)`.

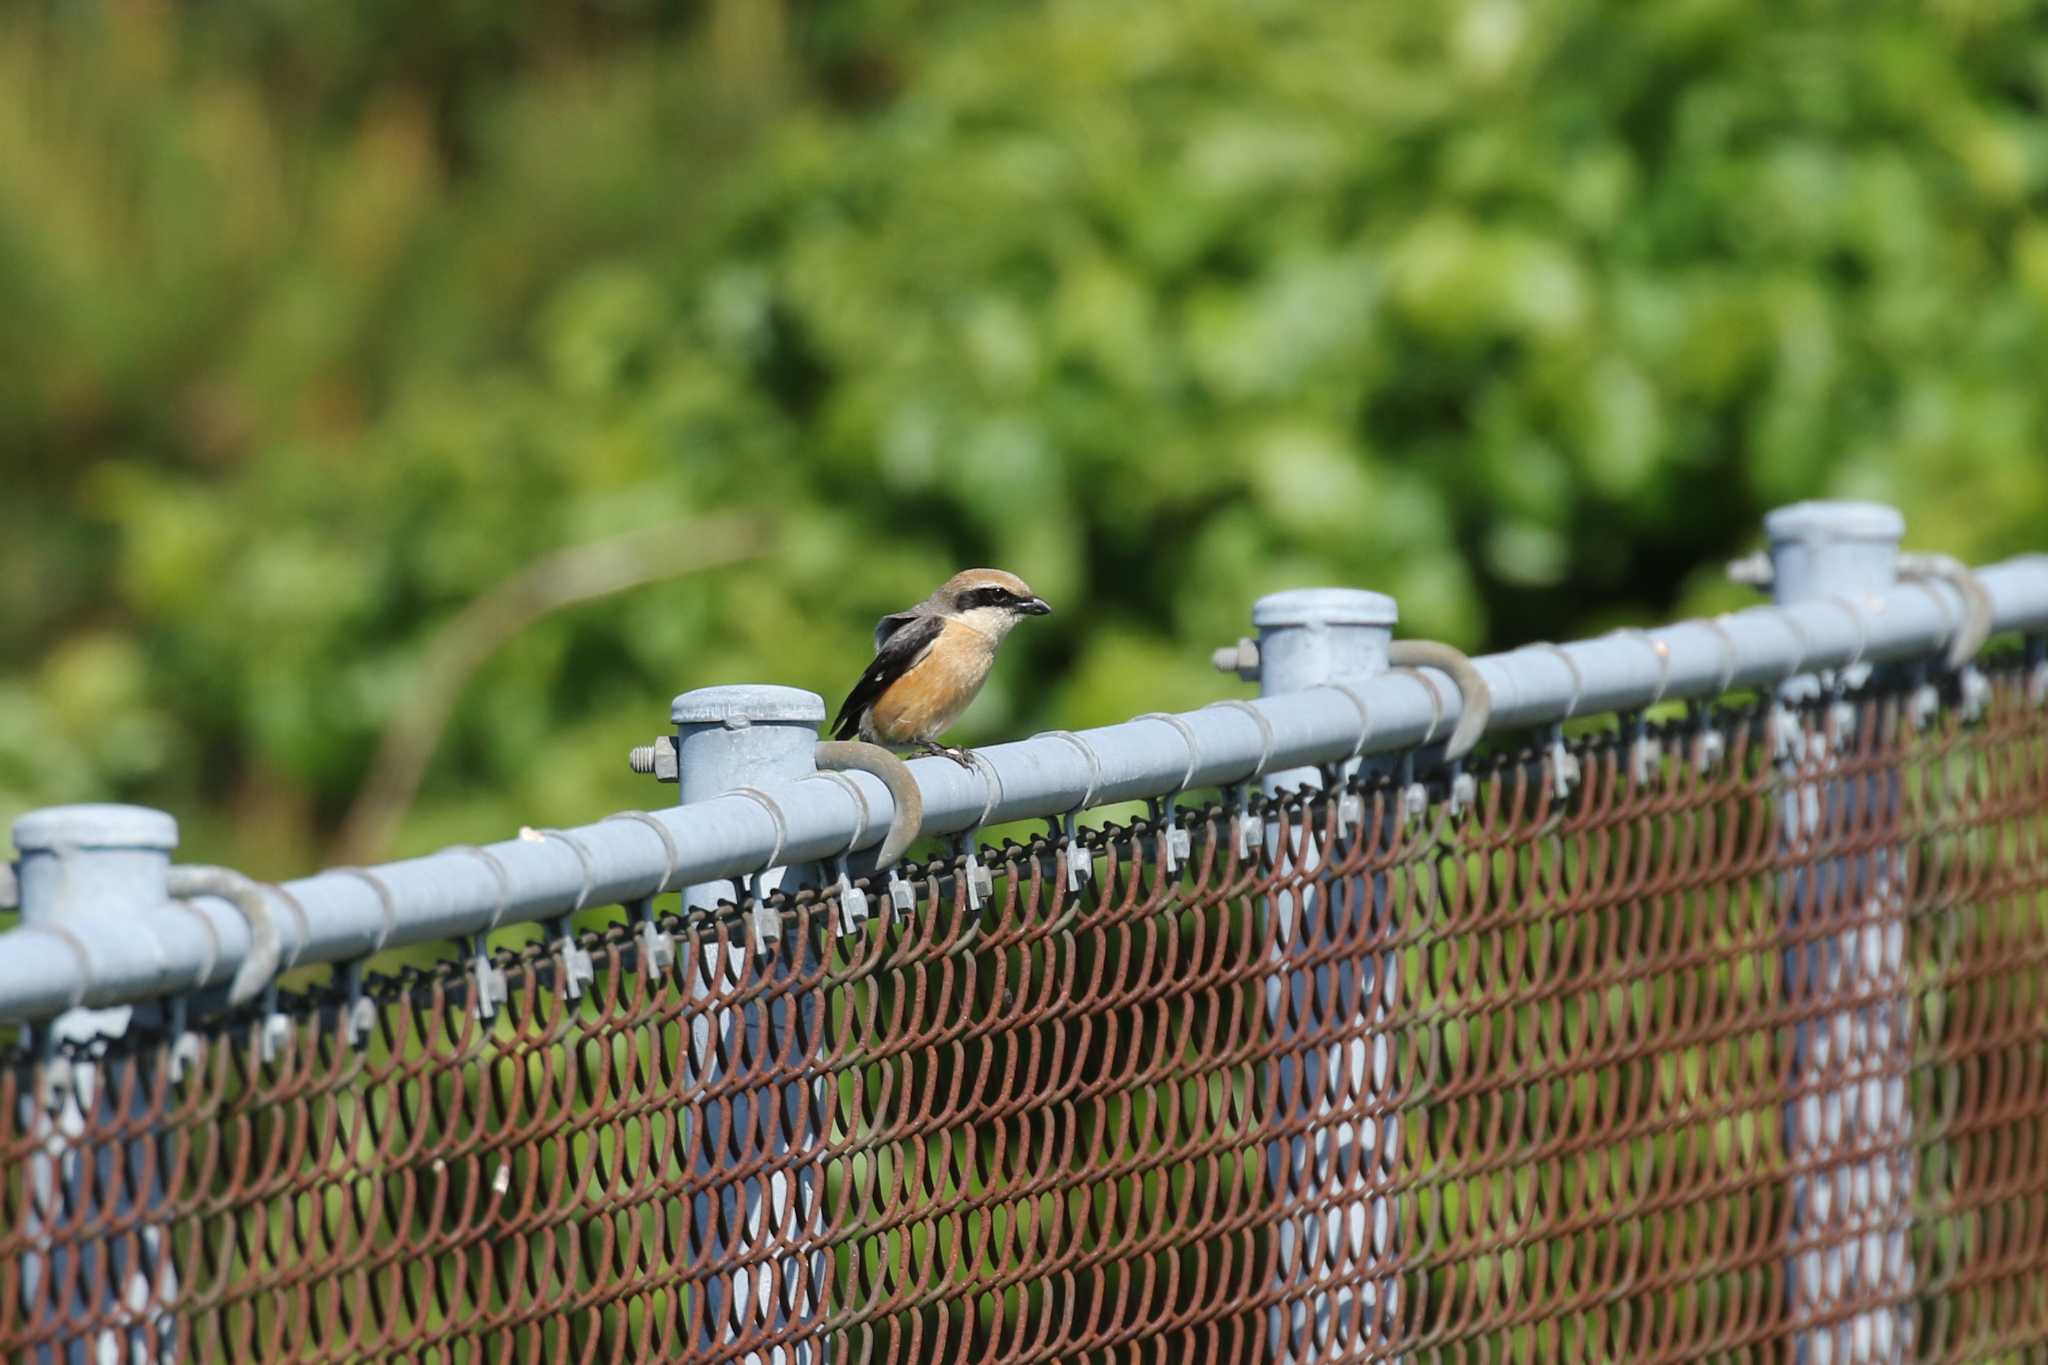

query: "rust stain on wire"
(5, 661), (2048, 1361)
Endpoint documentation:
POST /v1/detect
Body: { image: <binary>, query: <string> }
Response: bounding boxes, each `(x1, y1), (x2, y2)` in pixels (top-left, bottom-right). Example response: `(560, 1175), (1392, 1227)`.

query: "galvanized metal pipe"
(1767, 502), (1916, 1357)
(1245, 589), (1399, 1356)
(4, 535), (2046, 1023)
(662, 684), (829, 1361)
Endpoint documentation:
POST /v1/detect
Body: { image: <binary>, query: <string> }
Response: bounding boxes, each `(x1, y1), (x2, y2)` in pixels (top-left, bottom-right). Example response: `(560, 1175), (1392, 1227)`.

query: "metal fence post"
(13, 804), (182, 1363)
(663, 686), (829, 1364)
(1234, 590), (1398, 1359)
(1763, 501), (1915, 1361)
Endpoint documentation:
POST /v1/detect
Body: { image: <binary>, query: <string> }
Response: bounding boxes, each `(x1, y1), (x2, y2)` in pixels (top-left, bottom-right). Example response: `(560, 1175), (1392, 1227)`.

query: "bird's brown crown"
(937, 568), (1038, 605)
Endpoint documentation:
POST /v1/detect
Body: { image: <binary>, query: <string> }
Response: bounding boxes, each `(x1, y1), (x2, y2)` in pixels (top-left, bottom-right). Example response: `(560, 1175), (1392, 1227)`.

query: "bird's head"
(935, 568), (1053, 638)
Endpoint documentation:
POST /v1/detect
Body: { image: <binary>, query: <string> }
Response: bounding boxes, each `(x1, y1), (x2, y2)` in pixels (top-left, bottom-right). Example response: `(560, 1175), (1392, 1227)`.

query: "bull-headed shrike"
(832, 569), (1052, 765)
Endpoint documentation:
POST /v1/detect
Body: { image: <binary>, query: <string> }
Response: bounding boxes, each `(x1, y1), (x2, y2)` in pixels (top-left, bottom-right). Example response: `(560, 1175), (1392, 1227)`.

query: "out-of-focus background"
(3, 0), (2046, 875)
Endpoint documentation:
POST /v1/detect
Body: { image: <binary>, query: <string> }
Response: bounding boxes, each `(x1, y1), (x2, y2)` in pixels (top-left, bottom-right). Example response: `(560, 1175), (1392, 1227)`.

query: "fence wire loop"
(965, 749), (1005, 830)
(1323, 678), (1376, 760)
(1138, 711), (1204, 792)
(808, 770), (870, 854)
(727, 788), (790, 872)
(1399, 666), (1446, 748)
(602, 810), (682, 896)
(1387, 640), (1492, 760)
(1704, 614), (1741, 696)
(1821, 592), (1872, 677)
(1523, 641), (1585, 721)
(1208, 698), (1277, 781)
(534, 828), (597, 915)
(1608, 627), (1673, 708)
(450, 843), (514, 931)
(1774, 607), (1812, 680)
(331, 866), (399, 954)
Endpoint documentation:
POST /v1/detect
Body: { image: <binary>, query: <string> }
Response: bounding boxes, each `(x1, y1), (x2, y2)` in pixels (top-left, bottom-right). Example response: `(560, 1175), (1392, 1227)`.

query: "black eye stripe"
(958, 587), (1019, 610)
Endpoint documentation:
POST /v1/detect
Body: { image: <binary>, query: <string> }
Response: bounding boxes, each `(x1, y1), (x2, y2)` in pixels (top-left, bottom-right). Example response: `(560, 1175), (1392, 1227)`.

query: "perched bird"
(831, 569), (1052, 764)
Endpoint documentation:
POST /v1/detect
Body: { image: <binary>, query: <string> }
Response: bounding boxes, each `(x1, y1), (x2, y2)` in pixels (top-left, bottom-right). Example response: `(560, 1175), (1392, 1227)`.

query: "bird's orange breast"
(864, 626), (997, 744)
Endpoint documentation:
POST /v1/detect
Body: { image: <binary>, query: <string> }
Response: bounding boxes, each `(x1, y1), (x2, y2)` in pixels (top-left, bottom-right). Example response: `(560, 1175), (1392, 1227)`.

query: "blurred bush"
(2, 0), (2046, 870)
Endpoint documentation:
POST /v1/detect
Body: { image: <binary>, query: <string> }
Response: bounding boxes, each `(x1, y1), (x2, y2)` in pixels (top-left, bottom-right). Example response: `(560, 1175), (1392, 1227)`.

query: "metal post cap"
(1251, 588), (1399, 629)
(671, 685), (828, 728)
(1765, 501), (1905, 544)
(13, 804), (178, 854)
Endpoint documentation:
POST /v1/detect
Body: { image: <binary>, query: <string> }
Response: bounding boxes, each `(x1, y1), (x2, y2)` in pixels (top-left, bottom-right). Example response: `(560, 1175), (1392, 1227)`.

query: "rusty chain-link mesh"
(5, 658), (2048, 1362)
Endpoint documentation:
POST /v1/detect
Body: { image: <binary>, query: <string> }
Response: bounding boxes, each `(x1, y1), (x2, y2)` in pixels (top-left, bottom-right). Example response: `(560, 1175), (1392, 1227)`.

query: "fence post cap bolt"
(1251, 588), (1398, 629)
(1765, 500), (1905, 543)
(13, 803), (178, 854)
(1725, 551), (1774, 588)
(672, 685), (827, 728)
(628, 739), (679, 781)
(1211, 639), (1261, 677)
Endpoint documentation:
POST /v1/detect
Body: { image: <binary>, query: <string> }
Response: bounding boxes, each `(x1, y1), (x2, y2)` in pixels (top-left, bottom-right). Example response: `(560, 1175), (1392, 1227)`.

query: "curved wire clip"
(548, 916), (595, 1001)
(604, 811), (678, 975)
(1625, 711), (1660, 786)
(1546, 723), (1581, 801)
(339, 959), (377, 1050)
(832, 854), (870, 937)
(465, 934), (509, 1021)
(254, 982), (291, 1063)
(1227, 784), (1261, 860)
(165, 865), (281, 1010)
(746, 871), (781, 952)
(1396, 753), (1429, 829)
(813, 741), (926, 868)
(165, 864), (292, 1059)
(1139, 711), (1202, 873)
(1385, 639), (1491, 820)
(1906, 657), (1941, 734)
(1334, 787), (1366, 840)
(1060, 813), (1091, 892)
(1147, 796), (1191, 874)
(631, 897), (674, 972)
(1686, 700), (1726, 773)
(164, 992), (205, 1083)
(533, 829), (596, 1001)
(1606, 628), (1672, 785)
(1519, 643), (1584, 800)
(1042, 730), (1102, 892)
(888, 867), (917, 920)
(446, 847), (512, 1018)
(1769, 699), (1804, 765)
(1386, 640), (1493, 764)
(1900, 553), (1994, 723)
(954, 833), (992, 912)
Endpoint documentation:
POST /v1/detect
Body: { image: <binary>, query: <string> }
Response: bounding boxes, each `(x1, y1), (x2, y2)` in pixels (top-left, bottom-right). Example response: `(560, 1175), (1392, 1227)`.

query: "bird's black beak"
(1021, 597), (1053, 616)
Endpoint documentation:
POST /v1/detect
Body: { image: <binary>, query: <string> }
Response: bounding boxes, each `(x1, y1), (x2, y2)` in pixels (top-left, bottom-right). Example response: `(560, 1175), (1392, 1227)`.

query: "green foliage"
(3, 0), (2047, 870)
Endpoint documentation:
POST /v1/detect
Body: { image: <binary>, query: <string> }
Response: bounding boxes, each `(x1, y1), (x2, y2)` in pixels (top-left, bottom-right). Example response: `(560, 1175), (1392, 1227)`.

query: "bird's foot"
(917, 741), (977, 769)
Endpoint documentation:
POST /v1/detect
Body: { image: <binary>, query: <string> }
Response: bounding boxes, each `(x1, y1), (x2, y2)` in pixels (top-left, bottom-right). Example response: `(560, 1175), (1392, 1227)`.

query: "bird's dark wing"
(873, 610), (923, 651)
(833, 614), (945, 741)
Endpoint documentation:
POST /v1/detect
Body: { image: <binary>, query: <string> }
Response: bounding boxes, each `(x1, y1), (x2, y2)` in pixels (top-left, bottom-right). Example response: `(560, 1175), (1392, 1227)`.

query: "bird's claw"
(919, 742), (977, 769)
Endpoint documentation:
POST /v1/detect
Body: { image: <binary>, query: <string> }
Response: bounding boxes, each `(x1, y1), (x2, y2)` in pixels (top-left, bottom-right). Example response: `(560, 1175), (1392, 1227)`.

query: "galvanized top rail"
(3, 504), (2046, 1022)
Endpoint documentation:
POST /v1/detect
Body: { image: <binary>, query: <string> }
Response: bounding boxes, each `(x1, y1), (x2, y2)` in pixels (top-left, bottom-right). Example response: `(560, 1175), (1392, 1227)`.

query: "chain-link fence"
(7, 650), (2046, 1362)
